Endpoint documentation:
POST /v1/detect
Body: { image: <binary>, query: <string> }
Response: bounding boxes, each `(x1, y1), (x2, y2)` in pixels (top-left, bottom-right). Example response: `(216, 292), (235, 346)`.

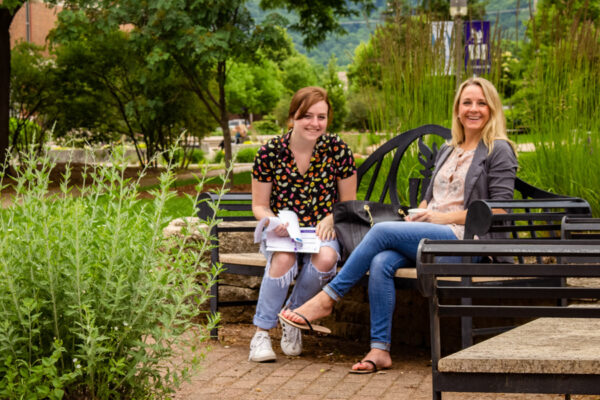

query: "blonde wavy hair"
(451, 77), (516, 154)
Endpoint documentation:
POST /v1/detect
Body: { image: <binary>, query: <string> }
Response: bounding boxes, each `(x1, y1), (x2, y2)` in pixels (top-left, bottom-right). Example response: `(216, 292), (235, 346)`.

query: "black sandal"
(278, 308), (331, 334)
(349, 359), (386, 374)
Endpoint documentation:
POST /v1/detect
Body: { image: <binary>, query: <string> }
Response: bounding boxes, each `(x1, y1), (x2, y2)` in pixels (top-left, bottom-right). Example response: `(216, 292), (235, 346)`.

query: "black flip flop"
(349, 359), (382, 374)
(278, 309), (332, 334)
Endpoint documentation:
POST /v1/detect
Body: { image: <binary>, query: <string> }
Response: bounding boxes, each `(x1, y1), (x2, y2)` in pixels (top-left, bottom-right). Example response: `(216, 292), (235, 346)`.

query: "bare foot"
(282, 291), (335, 324)
(351, 348), (392, 372)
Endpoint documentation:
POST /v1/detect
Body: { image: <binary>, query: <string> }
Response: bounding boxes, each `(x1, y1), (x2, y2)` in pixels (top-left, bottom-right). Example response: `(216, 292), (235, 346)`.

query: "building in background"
(9, 1), (62, 49)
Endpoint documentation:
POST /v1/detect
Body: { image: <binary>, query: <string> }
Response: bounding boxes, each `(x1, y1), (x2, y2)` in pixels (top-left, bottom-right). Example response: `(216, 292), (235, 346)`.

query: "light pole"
(450, 0), (468, 89)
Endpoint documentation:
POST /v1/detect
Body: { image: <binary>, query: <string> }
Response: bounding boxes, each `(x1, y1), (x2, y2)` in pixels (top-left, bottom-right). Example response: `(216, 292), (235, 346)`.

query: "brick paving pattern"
(174, 323), (598, 400)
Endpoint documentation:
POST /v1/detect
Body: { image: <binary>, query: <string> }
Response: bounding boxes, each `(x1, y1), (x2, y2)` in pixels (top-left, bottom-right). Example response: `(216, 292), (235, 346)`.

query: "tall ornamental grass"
(515, 15), (600, 215)
(352, 15), (503, 136)
(0, 147), (222, 399)
(350, 15), (504, 206)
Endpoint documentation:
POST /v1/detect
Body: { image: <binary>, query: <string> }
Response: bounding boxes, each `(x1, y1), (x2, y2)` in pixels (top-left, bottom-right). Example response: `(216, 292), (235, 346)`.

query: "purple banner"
(464, 21), (491, 75)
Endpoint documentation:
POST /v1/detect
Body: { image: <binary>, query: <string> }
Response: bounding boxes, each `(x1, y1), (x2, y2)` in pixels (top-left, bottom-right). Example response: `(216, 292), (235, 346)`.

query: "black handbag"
(333, 200), (408, 262)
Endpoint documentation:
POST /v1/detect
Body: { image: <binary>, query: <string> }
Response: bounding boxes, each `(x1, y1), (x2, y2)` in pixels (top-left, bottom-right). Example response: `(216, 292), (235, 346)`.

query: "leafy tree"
(257, 26), (295, 65)
(77, 0), (285, 172)
(49, 9), (213, 166)
(226, 58), (285, 121)
(526, 0), (600, 49)
(347, 36), (381, 90)
(322, 55), (347, 133)
(9, 42), (57, 152)
(1, 1), (24, 165)
(280, 54), (320, 94)
(273, 95), (292, 127)
(3, 0), (376, 170)
(260, 0), (377, 48)
(1, 0), (96, 165)
(414, 0), (487, 19)
(85, 0), (375, 171)
(345, 93), (371, 132)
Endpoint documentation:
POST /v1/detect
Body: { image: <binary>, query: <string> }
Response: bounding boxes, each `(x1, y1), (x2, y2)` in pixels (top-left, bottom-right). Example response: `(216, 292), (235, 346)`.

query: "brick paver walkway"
(174, 323), (596, 400)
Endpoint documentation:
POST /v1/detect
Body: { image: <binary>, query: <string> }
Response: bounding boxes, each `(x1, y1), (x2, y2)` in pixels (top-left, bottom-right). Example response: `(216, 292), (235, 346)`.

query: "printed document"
(254, 210), (321, 253)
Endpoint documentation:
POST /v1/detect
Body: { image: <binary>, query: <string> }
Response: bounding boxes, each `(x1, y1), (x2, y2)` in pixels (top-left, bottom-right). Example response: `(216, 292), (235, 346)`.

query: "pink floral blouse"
(427, 147), (475, 239)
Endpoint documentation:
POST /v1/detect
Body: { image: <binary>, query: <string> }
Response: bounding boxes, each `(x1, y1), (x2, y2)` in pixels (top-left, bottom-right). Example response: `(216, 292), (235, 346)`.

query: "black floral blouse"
(252, 130), (356, 227)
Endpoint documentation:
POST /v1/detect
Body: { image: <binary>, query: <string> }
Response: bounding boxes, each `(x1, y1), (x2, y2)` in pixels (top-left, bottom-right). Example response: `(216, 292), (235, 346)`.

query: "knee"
(311, 247), (338, 272)
(370, 251), (406, 280)
(369, 221), (396, 238)
(269, 252), (296, 278)
(369, 253), (390, 280)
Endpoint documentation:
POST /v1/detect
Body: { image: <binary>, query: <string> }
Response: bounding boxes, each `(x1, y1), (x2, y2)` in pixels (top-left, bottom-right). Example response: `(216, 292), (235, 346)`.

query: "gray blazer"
(424, 139), (518, 210)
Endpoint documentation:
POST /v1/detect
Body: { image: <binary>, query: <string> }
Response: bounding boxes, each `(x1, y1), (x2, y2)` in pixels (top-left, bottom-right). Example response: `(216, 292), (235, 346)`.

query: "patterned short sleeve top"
(252, 130), (356, 227)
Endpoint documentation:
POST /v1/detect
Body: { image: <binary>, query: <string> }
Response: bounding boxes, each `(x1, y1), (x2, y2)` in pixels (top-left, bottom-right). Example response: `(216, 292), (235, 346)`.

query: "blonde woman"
(280, 77), (518, 373)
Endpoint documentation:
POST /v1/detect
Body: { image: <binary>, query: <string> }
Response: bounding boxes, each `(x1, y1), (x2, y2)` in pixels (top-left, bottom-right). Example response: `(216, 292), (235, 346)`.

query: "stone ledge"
(439, 317), (600, 374)
(163, 217), (208, 240)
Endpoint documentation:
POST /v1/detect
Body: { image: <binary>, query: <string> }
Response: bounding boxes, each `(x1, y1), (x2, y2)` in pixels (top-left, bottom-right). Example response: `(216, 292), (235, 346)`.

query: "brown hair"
(451, 77), (516, 154)
(287, 86), (332, 129)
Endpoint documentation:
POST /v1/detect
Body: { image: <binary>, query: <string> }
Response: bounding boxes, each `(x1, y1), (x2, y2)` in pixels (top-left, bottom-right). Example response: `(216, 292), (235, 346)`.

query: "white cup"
(407, 208), (427, 217)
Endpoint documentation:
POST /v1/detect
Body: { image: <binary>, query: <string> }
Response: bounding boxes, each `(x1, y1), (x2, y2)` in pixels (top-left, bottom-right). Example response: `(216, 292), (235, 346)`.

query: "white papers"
(277, 210), (303, 243)
(254, 210), (321, 253)
(265, 226), (321, 253)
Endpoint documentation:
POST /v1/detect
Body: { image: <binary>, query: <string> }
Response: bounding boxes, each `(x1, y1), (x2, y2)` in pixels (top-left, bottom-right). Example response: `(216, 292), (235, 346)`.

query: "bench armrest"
(561, 216), (600, 239)
(416, 238), (600, 297)
(464, 198), (592, 239)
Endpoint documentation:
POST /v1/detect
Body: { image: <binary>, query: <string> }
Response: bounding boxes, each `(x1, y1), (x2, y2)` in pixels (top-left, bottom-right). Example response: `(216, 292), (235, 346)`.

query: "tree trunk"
(217, 60), (233, 188)
(0, 7), (18, 167)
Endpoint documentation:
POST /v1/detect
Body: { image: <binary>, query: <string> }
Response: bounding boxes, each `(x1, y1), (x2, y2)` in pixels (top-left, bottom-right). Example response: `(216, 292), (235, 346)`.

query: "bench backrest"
(356, 124), (451, 207)
(197, 124), (453, 220)
(197, 125), (592, 236)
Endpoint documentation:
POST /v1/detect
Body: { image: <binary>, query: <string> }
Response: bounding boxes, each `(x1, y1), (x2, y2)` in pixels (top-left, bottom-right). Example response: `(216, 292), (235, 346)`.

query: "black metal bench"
(458, 198), (592, 347)
(416, 238), (600, 399)
(196, 124), (591, 338)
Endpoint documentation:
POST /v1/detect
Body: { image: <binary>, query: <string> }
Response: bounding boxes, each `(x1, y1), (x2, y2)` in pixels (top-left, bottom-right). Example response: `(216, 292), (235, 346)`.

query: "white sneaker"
(280, 320), (302, 356)
(249, 331), (276, 362)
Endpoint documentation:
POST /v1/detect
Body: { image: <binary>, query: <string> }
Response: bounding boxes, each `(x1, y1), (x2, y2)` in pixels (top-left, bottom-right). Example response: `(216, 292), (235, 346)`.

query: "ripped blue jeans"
(253, 236), (340, 330)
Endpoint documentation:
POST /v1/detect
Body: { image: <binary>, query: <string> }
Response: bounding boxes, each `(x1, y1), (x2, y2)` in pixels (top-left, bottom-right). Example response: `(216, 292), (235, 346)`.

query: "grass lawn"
(138, 170), (253, 222)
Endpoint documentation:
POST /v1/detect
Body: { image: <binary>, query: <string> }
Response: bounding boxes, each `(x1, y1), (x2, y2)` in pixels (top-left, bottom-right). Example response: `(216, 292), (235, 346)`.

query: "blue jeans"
(253, 238), (340, 330)
(322, 221), (459, 351)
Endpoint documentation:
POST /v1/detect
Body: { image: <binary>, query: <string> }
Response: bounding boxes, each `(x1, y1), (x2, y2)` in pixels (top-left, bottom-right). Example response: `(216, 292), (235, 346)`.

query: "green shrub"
(0, 147), (221, 399)
(212, 150), (224, 163)
(252, 116), (281, 136)
(9, 117), (45, 151)
(235, 147), (259, 163)
(174, 148), (205, 167)
(344, 96), (371, 132)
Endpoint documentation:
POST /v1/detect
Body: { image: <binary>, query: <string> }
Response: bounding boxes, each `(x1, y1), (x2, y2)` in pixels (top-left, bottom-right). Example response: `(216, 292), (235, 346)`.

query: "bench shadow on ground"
(217, 322), (430, 366)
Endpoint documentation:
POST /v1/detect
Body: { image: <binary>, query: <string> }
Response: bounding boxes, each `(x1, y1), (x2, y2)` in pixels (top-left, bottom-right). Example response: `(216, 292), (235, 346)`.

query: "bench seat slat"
(437, 286), (600, 298)
(438, 305), (600, 318)
(438, 317), (600, 375)
(218, 253), (516, 282)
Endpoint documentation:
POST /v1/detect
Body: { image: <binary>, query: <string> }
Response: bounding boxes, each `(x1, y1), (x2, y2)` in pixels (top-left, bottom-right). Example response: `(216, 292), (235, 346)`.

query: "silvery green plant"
(0, 146), (224, 399)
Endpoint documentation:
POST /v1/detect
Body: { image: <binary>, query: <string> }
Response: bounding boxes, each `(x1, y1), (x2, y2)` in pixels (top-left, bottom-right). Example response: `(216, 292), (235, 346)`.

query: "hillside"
(249, 0), (531, 67)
